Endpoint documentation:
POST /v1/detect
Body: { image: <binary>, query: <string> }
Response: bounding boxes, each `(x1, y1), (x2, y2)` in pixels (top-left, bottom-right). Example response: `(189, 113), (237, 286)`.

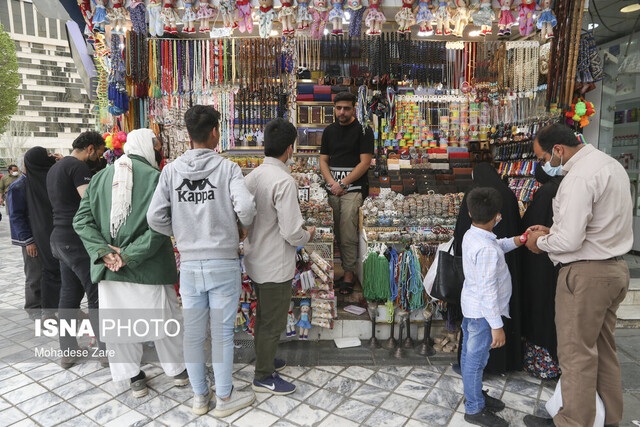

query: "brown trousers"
(554, 259), (629, 427)
(328, 192), (363, 273)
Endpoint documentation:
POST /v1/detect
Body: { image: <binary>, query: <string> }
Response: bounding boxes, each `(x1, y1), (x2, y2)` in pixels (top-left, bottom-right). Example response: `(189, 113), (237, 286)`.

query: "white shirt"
(537, 144), (633, 264)
(461, 225), (518, 329)
(243, 157), (310, 284)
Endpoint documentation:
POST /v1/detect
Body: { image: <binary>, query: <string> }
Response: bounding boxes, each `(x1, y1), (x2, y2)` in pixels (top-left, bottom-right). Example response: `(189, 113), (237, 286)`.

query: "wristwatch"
(338, 180), (348, 190)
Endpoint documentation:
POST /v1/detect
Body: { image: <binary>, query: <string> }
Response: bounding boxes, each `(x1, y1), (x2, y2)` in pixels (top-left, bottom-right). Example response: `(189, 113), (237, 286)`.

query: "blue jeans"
(180, 259), (241, 398)
(461, 317), (493, 415)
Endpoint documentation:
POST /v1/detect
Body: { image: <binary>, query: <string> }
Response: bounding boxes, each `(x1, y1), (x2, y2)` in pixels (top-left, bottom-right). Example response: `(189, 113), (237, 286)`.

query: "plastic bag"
(423, 237), (454, 299)
(545, 379), (605, 427)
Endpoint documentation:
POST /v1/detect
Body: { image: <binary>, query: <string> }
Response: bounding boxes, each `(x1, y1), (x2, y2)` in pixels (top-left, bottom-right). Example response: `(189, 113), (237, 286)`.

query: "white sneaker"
(213, 387), (256, 418)
(192, 389), (213, 415)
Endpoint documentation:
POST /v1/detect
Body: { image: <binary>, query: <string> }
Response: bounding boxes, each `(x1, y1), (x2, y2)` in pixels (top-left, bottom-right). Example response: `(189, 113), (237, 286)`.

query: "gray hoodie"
(147, 148), (256, 261)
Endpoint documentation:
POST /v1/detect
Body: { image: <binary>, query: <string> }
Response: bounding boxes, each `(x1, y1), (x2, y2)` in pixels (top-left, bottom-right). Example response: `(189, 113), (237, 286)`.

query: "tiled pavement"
(2, 219), (640, 426)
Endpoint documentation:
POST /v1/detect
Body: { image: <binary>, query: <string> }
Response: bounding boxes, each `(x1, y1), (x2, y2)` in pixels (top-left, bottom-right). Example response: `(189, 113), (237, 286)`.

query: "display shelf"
(296, 124), (330, 128)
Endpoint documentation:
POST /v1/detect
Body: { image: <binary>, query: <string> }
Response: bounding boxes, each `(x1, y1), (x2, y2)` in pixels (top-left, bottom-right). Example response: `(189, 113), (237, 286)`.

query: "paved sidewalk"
(1, 218), (640, 426)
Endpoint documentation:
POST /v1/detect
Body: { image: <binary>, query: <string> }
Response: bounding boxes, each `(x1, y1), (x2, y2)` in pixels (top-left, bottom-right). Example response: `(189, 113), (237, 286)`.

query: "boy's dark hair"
(184, 105), (220, 143)
(72, 131), (105, 151)
(8, 165), (17, 171)
(333, 91), (356, 106)
(535, 123), (580, 153)
(467, 187), (502, 225)
(264, 118), (297, 158)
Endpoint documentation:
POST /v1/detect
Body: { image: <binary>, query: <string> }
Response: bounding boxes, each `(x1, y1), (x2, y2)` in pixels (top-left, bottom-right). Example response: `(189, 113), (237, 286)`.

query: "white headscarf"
(110, 128), (158, 238)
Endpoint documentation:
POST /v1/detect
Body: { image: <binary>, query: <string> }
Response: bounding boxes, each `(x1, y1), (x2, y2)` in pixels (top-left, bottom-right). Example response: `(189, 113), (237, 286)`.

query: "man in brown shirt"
(524, 124), (632, 427)
(0, 164), (20, 208)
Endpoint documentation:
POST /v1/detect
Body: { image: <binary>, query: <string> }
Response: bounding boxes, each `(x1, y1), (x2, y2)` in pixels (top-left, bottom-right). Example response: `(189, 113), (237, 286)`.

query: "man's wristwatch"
(338, 180), (348, 190)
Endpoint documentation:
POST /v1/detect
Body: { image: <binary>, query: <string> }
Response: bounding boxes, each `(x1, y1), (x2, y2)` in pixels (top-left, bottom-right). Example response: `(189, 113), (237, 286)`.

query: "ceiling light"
(417, 30), (433, 37)
(621, 3), (640, 13)
(588, 23), (599, 30)
(270, 29), (279, 37)
(469, 30), (482, 37)
(323, 28), (329, 35)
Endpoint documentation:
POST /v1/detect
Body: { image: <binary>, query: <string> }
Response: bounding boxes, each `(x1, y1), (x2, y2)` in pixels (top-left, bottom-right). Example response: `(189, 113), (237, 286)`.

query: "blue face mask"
(541, 151), (563, 176)
(493, 214), (502, 229)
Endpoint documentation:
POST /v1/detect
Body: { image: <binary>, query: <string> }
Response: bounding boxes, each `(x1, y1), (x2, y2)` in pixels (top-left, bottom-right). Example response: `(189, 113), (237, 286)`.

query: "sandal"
(339, 282), (354, 295)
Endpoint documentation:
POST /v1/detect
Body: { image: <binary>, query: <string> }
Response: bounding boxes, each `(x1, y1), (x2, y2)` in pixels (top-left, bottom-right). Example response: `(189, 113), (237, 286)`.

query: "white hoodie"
(147, 148), (256, 261)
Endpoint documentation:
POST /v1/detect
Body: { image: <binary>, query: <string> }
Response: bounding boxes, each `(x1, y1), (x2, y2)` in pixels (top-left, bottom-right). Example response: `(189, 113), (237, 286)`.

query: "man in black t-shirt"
(47, 131), (106, 368)
(320, 92), (374, 295)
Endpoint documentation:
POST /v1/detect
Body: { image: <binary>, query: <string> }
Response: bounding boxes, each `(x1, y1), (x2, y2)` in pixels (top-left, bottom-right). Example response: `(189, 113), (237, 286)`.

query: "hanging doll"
(92, 0), (108, 32)
(234, 306), (247, 332)
(219, 0), (238, 29)
(537, 0), (557, 39)
(328, 0), (345, 36)
(395, 0), (416, 34)
(451, 0), (470, 37)
(279, 0), (297, 35)
(310, 0), (330, 39)
(241, 302), (252, 332)
(498, 0), (515, 36)
(236, 0), (254, 33)
(471, 0), (495, 36)
(128, 0), (147, 34)
(345, 0), (366, 37)
(148, 0), (164, 37)
(286, 301), (296, 337)
(518, 0), (538, 36)
(161, 0), (181, 34)
(196, 0), (216, 33)
(182, 1), (197, 33)
(248, 300), (257, 337)
(297, 0), (313, 30)
(107, 0), (128, 33)
(415, 0), (434, 33)
(365, 0), (385, 36)
(297, 299), (312, 340)
(258, 0), (278, 38)
(433, 1), (452, 36)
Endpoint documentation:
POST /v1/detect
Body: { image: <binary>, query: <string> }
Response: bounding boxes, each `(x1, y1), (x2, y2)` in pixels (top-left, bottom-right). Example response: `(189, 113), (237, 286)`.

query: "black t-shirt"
(46, 156), (92, 227)
(320, 119), (374, 194)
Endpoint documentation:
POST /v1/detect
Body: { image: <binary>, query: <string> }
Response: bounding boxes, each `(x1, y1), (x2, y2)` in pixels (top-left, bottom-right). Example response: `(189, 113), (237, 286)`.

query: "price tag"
(298, 187), (310, 202)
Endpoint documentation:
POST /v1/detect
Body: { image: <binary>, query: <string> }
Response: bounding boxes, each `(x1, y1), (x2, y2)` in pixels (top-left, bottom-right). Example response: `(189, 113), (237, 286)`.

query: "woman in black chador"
(453, 163), (523, 374)
(521, 165), (563, 378)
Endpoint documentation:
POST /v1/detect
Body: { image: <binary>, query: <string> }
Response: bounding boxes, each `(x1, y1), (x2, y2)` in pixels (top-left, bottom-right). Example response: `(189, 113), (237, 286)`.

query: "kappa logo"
(175, 179), (216, 204)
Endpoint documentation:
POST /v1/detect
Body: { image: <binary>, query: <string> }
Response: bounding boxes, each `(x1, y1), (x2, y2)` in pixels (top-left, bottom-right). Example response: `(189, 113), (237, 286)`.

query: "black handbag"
(431, 244), (465, 304)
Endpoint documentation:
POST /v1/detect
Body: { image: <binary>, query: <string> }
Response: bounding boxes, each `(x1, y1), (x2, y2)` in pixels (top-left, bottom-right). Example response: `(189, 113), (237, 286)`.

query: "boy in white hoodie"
(147, 105), (257, 417)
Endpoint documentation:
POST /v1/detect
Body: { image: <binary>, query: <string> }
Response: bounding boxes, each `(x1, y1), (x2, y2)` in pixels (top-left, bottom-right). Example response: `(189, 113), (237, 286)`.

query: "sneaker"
(131, 371), (148, 398)
(482, 390), (505, 412)
(252, 372), (296, 395)
(523, 415), (555, 426)
(274, 358), (286, 372)
(192, 389), (213, 416)
(213, 387), (256, 418)
(464, 408), (508, 427)
(173, 369), (190, 387)
(60, 356), (78, 370)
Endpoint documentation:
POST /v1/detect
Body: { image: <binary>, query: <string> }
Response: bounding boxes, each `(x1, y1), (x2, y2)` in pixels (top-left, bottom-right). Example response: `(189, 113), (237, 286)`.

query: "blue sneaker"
(252, 372), (296, 395)
(274, 358), (286, 372)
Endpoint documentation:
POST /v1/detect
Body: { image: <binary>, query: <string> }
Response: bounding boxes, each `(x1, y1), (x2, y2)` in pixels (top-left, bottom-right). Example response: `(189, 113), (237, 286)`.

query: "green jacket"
(73, 155), (178, 285)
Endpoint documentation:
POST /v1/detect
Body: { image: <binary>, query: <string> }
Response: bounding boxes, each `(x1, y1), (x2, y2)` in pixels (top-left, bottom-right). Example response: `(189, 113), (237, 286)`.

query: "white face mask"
(285, 147), (294, 166)
(10, 171), (19, 176)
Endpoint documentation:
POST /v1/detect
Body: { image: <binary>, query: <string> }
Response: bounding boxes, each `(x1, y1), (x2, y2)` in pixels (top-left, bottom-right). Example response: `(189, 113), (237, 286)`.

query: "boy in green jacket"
(73, 129), (188, 398)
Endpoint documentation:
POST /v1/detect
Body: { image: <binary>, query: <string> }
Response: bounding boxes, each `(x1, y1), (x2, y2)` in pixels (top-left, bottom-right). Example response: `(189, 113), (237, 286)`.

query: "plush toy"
(565, 98), (596, 127)
(92, 0), (108, 32)
(160, 0), (181, 34)
(310, 0), (331, 39)
(434, 0), (452, 36)
(451, 0), (470, 38)
(297, 0), (313, 30)
(395, 0), (416, 34)
(297, 299), (312, 340)
(498, 0), (515, 36)
(220, 0), (239, 29)
(471, 0), (495, 36)
(345, 0), (366, 37)
(182, 1), (197, 33)
(258, 0), (278, 38)
(195, 0), (216, 33)
(415, 0), (434, 33)
(107, 0), (128, 33)
(537, 0), (557, 39)
(328, 0), (345, 36)
(148, 0), (164, 36)
(365, 0), (385, 35)
(279, 0), (297, 35)
(286, 301), (296, 337)
(518, 0), (538, 36)
(236, 0), (254, 33)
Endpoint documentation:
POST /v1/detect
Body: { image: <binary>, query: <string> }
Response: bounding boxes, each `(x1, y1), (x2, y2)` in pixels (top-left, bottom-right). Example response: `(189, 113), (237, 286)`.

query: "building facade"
(0, 0), (94, 161)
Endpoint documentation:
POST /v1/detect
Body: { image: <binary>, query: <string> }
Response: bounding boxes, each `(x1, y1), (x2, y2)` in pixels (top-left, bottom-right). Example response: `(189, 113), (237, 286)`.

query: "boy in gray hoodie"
(147, 105), (257, 417)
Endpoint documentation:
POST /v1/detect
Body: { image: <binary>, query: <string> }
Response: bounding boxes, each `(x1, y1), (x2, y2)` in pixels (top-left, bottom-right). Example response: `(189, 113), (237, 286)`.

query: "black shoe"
(464, 408), (508, 427)
(483, 390), (505, 412)
(523, 414), (555, 426)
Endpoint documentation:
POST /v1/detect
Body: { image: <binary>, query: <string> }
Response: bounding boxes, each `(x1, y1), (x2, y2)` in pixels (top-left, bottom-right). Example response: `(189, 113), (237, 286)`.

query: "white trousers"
(108, 334), (185, 382)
